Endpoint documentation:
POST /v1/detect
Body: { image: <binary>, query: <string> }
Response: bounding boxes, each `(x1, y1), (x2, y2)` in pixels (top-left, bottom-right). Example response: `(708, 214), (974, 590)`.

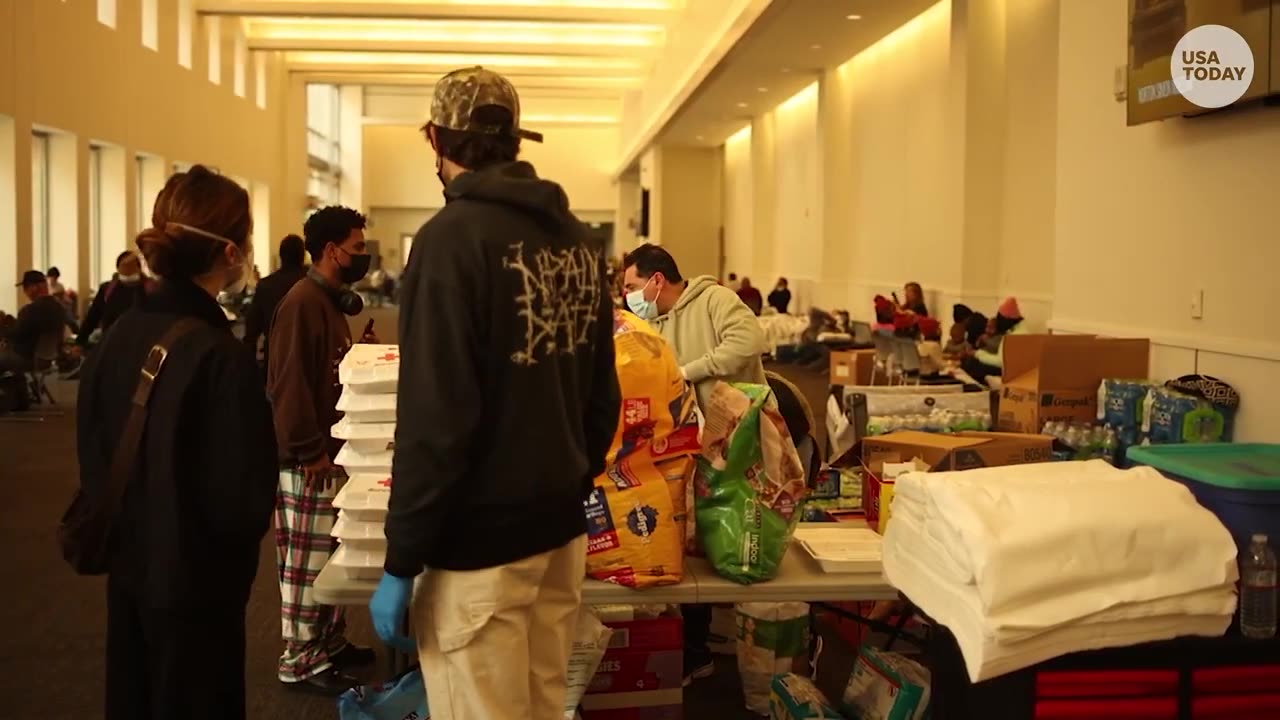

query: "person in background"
(768, 277), (792, 314)
(621, 242), (765, 686)
(726, 272), (740, 291)
(952, 303), (973, 327)
(943, 320), (971, 359)
(267, 206), (376, 695)
(964, 311), (989, 349)
(76, 166), (277, 720)
(78, 252), (150, 346)
(2, 270), (73, 371)
(46, 266), (66, 297)
(873, 295), (897, 334)
(737, 277), (764, 316)
(961, 296), (1025, 385)
(916, 316), (945, 377)
(241, 234), (307, 368)
(368, 66), (621, 720)
(899, 281), (929, 317)
(367, 260), (387, 308)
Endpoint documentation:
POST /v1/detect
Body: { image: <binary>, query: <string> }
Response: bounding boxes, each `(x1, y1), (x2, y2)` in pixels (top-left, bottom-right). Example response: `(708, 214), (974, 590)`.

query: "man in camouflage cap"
(370, 67), (621, 720)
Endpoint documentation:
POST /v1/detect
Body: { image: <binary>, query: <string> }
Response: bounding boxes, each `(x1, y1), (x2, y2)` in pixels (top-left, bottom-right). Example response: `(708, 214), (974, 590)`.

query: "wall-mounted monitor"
(1127, 0), (1272, 125)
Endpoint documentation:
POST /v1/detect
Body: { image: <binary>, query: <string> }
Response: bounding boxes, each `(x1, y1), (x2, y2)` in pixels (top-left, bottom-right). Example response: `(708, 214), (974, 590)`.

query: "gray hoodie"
(651, 274), (767, 411)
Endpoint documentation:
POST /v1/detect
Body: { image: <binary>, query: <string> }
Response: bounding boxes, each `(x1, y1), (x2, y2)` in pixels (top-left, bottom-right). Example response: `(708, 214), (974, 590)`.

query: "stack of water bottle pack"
(329, 343), (400, 580)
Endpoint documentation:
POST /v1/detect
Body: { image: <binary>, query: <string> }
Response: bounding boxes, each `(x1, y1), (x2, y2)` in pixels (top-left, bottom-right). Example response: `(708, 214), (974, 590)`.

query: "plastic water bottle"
(1241, 534), (1278, 639)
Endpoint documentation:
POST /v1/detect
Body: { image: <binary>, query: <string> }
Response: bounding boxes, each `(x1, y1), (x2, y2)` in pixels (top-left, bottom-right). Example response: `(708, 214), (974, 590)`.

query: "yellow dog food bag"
(583, 311), (699, 588)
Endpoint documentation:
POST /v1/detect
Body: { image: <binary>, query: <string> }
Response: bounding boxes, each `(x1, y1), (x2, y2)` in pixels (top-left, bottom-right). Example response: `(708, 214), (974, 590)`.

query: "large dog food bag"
(583, 310), (700, 589)
(696, 382), (808, 584)
(736, 602), (811, 715)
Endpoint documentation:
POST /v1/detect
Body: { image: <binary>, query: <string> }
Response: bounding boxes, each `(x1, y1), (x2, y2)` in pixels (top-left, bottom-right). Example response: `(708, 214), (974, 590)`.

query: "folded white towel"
(887, 461), (1238, 625)
(883, 538), (1234, 682)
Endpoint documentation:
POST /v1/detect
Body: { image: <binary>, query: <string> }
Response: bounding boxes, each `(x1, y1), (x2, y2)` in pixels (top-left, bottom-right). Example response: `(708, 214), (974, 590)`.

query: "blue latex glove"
(369, 573), (416, 653)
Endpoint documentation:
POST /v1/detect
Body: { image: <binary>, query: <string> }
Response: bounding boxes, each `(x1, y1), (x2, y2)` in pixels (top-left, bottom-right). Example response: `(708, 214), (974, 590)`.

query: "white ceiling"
(197, 0), (683, 124)
(659, 0), (939, 146)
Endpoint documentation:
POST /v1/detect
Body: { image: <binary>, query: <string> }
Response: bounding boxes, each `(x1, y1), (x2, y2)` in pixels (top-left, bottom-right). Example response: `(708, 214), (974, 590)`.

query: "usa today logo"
(1171, 24), (1254, 109)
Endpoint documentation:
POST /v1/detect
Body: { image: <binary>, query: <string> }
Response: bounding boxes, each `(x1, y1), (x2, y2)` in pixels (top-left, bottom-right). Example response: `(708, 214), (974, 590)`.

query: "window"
(177, 0), (193, 69)
(206, 16), (222, 85)
(141, 0), (158, 50)
(97, 0), (116, 28)
(89, 146), (103, 286)
(306, 84), (340, 138)
(254, 52), (267, 109)
(31, 132), (50, 271)
(135, 154), (147, 233)
(233, 29), (247, 98)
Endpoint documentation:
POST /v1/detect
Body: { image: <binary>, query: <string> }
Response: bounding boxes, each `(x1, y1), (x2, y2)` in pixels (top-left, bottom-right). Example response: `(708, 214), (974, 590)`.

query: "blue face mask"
(626, 278), (659, 320)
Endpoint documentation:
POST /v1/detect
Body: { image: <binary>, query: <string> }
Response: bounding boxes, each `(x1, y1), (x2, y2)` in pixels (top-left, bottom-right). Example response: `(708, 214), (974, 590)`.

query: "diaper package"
(770, 673), (842, 720)
(583, 310), (699, 589)
(841, 646), (931, 720)
(736, 602), (812, 716)
(1143, 386), (1229, 444)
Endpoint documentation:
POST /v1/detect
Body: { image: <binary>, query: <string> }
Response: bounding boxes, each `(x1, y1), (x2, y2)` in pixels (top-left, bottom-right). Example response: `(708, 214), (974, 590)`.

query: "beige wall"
(720, 126), (753, 284)
(0, 0), (298, 311)
(366, 206), (435, 271)
(363, 124), (620, 213)
(645, 145), (721, 280)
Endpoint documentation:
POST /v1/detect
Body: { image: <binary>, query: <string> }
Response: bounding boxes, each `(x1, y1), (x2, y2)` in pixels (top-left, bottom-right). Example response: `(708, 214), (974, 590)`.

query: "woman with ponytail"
(74, 165), (278, 720)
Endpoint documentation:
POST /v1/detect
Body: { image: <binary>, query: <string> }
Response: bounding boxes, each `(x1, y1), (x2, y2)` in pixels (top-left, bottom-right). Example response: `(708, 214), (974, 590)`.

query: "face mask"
(626, 278), (658, 320)
(118, 273), (142, 284)
(335, 246), (372, 285)
(167, 222), (249, 293)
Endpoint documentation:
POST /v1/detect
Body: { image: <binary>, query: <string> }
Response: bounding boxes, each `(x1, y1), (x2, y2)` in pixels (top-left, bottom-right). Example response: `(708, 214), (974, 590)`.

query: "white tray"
(334, 473), (391, 508)
(336, 388), (397, 423)
(331, 416), (395, 454)
(794, 526), (883, 574)
(335, 444), (393, 473)
(338, 344), (400, 394)
(331, 544), (386, 580)
(333, 515), (386, 540)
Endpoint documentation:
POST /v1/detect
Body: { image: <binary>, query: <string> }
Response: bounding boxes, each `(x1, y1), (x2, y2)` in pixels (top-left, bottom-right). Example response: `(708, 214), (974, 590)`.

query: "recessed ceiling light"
(780, 67), (791, 73)
(737, 102), (749, 108)
(846, 14), (862, 20)
(757, 86), (768, 92)
(695, 135), (704, 141)
(810, 43), (822, 50)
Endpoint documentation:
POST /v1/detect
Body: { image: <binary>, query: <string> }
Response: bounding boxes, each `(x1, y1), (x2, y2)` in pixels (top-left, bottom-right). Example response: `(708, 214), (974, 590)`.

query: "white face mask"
(118, 273), (142, 284)
(166, 222), (250, 293)
(625, 278), (659, 320)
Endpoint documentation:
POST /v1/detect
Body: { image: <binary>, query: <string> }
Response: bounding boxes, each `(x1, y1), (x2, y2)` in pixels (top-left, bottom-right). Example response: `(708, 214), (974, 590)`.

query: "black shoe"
(683, 651), (715, 687)
(331, 643), (378, 670)
(280, 668), (360, 697)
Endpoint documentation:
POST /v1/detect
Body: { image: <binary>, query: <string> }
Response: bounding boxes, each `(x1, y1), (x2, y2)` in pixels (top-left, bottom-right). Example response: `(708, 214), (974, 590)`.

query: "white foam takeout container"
(336, 387), (397, 423)
(331, 416), (395, 454)
(333, 473), (391, 523)
(332, 515), (388, 553)
(338, 344), (401, 394)
(331, 544), (386, 580)
(335, 443), (392, 474)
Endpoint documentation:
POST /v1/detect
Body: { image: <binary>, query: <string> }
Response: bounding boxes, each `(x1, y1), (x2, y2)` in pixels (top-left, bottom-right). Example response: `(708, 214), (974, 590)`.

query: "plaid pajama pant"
(275, 468), (348, 682)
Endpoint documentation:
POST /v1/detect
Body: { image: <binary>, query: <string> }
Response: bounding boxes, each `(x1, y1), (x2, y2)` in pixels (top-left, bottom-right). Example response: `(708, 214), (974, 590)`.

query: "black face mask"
(336, 246), (371, 285)
(436, 152), (451, 203)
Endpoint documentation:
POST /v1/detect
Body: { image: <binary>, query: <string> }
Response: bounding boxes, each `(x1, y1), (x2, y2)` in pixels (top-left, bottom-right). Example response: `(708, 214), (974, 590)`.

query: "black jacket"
(242, 265), (307, 364)
(77, 279), (148, 345)
(4, 295), (68, 361)
(76, 280), (278, 609)
(386, 161), (621, 576)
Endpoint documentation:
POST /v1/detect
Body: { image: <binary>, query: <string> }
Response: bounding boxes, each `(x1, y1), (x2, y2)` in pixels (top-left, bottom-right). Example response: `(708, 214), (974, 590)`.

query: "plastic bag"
(736, 602), (811, 715)
(583, 310), (699, 589)
(841, 646), (930, 720)
(770, 673), (842, 720)
(337, 669), (429, 720)
(696, 382), (807, 584)
(564, 610), (613, 720)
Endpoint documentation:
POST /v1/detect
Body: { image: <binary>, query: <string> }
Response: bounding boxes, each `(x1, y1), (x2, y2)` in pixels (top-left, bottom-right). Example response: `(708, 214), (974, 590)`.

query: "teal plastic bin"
(1127, 444), (1280, 552)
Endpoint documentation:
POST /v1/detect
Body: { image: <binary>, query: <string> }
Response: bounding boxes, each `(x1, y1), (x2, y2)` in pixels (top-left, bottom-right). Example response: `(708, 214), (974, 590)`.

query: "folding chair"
(893, 337), (922, 386)
(850, 321), (873, 347)
(870, 332), (895, 385)
(27, 332), (62, 406)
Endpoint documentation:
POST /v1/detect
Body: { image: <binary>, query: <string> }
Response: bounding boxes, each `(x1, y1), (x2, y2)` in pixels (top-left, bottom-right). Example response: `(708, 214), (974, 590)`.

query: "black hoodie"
(386, 161), (621, 576)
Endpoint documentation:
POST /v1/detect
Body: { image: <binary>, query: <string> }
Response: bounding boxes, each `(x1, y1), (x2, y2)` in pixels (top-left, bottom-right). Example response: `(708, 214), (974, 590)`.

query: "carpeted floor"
(0, 312), (857, 719)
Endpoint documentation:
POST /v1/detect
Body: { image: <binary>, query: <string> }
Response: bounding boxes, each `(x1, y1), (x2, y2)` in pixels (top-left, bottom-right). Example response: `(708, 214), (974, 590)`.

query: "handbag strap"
(104, 316), (206, 515)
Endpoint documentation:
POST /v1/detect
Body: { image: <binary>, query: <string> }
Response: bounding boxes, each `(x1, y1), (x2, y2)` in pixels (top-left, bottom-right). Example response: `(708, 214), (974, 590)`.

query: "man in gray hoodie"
(621, 243), (766, 683)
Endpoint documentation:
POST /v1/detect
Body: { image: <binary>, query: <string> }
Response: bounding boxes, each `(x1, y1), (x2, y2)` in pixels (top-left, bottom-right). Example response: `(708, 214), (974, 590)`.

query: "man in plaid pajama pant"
(267, 207), (378, 695)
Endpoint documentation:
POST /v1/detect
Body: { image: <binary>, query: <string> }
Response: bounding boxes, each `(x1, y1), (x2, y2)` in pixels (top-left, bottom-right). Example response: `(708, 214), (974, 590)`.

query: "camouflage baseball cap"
(427, 66), (544, 143)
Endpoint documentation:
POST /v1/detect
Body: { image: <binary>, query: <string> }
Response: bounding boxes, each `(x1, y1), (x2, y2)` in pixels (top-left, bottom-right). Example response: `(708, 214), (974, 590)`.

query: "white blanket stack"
(882, 460), (1239, 682)
(758, 313), (809, 353)
(329, 344), (400, 579)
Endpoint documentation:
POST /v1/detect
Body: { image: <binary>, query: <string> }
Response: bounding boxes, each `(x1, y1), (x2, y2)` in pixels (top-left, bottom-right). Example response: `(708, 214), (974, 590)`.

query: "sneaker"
(683, 652), (715, 687)
(280, 668), (360, 697)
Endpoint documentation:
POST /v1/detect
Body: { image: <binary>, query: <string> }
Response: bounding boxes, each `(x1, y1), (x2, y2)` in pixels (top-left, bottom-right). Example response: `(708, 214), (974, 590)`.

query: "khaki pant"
(412, 535), (587, 720)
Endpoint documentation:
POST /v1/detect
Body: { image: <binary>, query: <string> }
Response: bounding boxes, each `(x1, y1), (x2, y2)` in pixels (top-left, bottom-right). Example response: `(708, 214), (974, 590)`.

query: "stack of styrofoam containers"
(329, 344), (400, 580)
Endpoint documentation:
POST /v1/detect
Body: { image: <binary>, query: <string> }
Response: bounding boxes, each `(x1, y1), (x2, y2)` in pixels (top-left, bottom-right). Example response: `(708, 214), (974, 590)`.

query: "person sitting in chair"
(2, 270), (73, 371)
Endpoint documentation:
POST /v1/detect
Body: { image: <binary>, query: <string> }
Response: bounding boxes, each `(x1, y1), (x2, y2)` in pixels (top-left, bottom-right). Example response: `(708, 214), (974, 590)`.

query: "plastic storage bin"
(1127, 444), (1280, 551)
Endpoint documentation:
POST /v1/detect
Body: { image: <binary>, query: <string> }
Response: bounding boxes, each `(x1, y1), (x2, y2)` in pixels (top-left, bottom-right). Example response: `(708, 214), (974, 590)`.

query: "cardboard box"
(860, 431), (1055, 532)
(997, 335), (1150, 434)
(829, 349), (876, 386)
(582, 617), (683, 720)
